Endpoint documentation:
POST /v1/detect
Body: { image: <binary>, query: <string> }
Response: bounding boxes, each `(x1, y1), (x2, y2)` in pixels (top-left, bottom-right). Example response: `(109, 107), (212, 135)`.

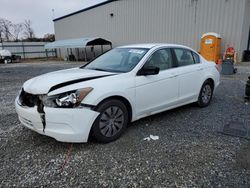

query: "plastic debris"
(150, 135), (159, 140)
(143, 135), (159, 141)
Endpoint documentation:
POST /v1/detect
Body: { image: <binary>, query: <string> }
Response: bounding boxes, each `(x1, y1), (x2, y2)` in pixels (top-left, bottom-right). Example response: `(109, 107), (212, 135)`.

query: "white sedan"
(15, 44), (220, 143)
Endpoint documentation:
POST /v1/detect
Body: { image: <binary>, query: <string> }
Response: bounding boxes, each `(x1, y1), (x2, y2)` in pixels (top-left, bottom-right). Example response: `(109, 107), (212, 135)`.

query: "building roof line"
(53, 0), (118, 22)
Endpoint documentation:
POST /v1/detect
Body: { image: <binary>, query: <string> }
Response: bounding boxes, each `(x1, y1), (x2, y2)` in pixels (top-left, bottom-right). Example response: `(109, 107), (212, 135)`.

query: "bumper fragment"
(15, 98), (99, 143)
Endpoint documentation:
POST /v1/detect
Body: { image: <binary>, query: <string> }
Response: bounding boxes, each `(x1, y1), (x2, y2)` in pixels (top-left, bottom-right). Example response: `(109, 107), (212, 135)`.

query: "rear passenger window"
(173, 49), (195, 66)
(192, 52), (200, 64)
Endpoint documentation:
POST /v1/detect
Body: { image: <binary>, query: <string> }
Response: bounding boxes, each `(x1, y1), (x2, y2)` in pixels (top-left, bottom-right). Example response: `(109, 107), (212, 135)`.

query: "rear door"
(172, 48), (204, 102)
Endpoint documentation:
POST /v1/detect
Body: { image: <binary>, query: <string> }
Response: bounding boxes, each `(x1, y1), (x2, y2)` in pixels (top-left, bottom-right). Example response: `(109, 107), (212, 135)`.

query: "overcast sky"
(0, 0), (107, 37)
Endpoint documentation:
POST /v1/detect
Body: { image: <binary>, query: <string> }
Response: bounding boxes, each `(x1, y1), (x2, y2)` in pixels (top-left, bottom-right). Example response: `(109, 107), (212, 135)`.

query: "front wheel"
(197, 80), (214, 107)
(91, 99), (128, 143)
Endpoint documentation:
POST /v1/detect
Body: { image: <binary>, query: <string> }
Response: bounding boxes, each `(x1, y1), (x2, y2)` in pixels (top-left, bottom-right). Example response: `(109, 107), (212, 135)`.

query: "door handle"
(169, 74), (178, 78)
(196, 67), (203, 71)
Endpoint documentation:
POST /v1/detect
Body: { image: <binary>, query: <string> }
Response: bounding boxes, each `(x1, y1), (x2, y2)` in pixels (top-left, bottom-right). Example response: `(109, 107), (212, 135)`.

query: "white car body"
(0, 50), (12, 64)
(15, 44), (220, 143)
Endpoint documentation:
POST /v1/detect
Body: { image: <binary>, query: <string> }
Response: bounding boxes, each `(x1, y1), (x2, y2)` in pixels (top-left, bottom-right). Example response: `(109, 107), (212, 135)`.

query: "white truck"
(0, 50), (21, 64)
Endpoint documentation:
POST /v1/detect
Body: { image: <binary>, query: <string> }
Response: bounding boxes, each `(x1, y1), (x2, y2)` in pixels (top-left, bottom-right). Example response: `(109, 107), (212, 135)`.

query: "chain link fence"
(0, 42), (57, 59)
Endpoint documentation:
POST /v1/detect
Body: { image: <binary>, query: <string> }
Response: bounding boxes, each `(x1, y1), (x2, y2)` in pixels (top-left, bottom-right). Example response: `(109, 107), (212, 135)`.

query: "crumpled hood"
(23, 68), (114, 94)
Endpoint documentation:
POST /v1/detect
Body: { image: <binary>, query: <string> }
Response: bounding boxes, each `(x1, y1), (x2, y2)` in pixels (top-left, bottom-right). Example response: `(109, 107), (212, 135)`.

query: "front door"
(135, 48), (179, 117)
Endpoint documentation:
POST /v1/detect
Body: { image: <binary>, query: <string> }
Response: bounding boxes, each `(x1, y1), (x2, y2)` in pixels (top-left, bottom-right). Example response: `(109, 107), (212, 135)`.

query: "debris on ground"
(143, 135), (159, 141)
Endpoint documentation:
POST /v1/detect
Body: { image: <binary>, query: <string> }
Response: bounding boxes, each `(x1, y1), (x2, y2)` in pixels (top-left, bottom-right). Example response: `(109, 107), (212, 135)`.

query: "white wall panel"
(55, 0), (248, 59)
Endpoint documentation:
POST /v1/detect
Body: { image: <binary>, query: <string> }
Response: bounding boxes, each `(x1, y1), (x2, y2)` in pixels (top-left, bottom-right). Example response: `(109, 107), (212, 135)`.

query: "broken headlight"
(42, 87), (93, 108)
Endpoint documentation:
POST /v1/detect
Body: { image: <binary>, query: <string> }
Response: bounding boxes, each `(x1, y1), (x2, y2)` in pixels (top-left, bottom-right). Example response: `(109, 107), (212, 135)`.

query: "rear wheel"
(91, 99), (128, 143)
(197, 80), (214, 107)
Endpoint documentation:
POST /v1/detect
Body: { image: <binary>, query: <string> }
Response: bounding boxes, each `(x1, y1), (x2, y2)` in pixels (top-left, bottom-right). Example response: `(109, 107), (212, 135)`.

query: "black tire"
(91, 99), (128, 143)
(197, 80), (214, 107)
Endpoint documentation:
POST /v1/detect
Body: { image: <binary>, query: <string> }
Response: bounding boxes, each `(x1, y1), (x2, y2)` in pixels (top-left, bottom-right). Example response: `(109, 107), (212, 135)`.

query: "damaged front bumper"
(15, 97), (99, 143)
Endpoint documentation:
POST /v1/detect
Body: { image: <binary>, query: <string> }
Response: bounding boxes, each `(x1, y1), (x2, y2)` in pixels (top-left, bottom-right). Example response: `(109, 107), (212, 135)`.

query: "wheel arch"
(94, 95), (133, 123)
(204, 78), (215, 90)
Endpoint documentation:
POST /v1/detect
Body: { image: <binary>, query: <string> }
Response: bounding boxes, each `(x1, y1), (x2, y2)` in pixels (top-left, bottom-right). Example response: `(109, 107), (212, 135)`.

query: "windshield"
(83, 48), (149, 73)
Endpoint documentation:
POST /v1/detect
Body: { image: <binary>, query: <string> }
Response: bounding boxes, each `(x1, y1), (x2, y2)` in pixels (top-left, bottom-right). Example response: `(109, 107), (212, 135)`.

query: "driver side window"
(144, 48), (173, 71)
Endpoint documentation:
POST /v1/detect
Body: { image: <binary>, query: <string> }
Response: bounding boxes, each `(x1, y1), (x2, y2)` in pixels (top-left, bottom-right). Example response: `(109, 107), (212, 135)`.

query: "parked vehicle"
(15, 44), (220, 143)
(0, 50), (21, 64)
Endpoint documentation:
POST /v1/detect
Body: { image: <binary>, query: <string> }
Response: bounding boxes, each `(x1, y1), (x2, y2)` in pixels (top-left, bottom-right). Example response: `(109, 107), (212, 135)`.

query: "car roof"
(118, 43), (194, 51)
(118, 43), (160, 49)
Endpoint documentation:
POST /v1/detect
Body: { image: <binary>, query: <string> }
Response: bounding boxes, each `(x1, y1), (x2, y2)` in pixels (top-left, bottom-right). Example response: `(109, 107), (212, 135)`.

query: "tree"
(23, 19), (35, 39)
(43, 33), (55, 42)
(0, 24), (3, 42)
(13, 23), (23, 41)
(0, 18), (13, 41)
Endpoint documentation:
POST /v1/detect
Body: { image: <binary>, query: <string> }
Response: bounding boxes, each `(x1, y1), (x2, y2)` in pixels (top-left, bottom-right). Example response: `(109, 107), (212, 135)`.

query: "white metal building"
(54, 0), (250, 60)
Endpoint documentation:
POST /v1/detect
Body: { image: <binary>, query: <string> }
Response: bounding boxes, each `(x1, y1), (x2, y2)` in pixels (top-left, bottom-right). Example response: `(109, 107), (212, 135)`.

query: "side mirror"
(137, 66), (160, 76)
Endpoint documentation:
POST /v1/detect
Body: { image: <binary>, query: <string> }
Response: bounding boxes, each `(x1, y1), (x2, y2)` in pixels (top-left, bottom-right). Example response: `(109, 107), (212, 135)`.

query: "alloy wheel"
(201, 84), (212, 104)
(99, 106), (124, 137)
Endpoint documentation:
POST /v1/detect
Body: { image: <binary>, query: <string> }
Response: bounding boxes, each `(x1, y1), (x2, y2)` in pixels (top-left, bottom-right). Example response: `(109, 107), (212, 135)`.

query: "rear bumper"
(215, 78), (220, 89)
(15, 97), (99, 143)
(212, 68), (220, 91)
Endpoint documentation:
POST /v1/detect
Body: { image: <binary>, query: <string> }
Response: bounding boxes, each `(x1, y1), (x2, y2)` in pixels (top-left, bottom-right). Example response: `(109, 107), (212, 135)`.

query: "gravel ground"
(0, 61), (250, 187)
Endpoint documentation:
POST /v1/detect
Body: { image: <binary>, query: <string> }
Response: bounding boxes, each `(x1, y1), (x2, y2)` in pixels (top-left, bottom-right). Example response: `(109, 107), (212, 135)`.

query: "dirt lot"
(0, 61), (250, 187)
